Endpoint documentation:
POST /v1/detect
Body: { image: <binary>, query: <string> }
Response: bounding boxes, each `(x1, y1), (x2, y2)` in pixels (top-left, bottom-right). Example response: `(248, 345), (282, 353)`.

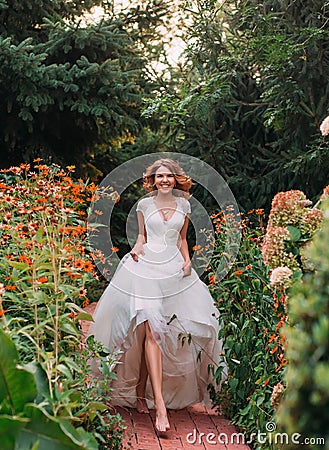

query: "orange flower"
(68, 312), (77, 319)
(268, 334), (276, 343)
(5, 285), (17, 291)
(83, 261), (94, 273)
(263, 377), (270, 387)
(18, 255), (33, 266)
(235, 270), (243, 276)
(82, 297), (89, 308)
(87, 183), (98, 192)
(79, 288), (87, 298)
(270, 346), (278, 354)
(208, 274), (216, 285)
(36, 276), (48, 283)
(275, 362), (286, 373)
(245, 264), (252, 270)
(74, 259), (85, 269)
(111, 246), (119, 252)
(0, 309), (7, 316)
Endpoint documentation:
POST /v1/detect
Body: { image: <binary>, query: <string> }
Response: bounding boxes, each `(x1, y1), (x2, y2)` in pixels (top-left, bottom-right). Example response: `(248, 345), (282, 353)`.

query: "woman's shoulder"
(136, 196), (153, 213)
(177, 195), (191, 214)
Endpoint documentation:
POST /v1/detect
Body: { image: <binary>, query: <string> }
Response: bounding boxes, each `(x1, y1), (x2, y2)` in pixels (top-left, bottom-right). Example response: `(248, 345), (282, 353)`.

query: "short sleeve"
(181, 197), (191, 215)
(136, 197), (150, 214)
(136, 199), (144, 213)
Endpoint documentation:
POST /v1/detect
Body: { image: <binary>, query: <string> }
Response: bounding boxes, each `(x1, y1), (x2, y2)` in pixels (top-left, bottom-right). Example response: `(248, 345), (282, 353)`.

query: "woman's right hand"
(130, 244), (145, 262)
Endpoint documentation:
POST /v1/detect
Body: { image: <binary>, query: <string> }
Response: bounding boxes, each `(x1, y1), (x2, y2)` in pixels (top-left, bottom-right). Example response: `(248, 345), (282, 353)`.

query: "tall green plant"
(276, 201), (329, 449)
(205, 211), (284, 448)
(145, 0), (329, 210)
(0, 162), (124, 448)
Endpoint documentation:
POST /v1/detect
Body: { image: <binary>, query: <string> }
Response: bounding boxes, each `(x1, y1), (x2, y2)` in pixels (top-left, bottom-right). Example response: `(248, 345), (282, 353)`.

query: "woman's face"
(154, 165), (176, 193)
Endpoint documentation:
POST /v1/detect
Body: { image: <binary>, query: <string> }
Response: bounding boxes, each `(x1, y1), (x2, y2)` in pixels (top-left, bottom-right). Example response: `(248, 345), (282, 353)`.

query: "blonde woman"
(92, 159), (226, 433)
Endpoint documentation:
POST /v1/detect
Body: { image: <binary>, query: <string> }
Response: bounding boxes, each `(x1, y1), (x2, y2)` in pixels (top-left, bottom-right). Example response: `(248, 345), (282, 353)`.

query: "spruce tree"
(0, 0), (169, 171)
(151, 0), (329, 210)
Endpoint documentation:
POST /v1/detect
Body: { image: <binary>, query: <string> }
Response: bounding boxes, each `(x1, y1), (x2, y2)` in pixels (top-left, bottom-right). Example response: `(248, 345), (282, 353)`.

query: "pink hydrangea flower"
(270, 266), (293, 287)
(320, 115), (329, 137)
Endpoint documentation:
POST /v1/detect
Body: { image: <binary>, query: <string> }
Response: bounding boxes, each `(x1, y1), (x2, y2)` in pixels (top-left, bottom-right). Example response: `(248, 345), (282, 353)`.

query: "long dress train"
(90, 195), (227, 409)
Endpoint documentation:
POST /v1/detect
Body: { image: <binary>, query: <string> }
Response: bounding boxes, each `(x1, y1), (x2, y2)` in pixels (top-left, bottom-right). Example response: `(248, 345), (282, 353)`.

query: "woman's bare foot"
(155, 400), (170, 432)
(136, 396), (149, 414)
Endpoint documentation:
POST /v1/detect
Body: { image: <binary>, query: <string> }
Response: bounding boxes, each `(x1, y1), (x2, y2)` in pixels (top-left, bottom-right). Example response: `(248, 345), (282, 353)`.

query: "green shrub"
(0, 162), (125, 449)
(207, 211), (284, 448)
(276, 202), (329, 449)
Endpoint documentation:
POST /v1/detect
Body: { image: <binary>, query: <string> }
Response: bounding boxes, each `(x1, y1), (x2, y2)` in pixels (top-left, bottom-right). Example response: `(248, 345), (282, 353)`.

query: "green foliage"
(207, 211), (284, 448)
(0, 0), (172, 171)
(276, 201), (329, 449)
(0, 163), (125, 449)
(0, 330), (99, 450)
(145, 0), (329, 210)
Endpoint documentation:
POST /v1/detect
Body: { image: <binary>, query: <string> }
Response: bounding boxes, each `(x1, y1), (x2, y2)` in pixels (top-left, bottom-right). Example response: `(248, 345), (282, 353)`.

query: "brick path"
(81, 303), (251, 450)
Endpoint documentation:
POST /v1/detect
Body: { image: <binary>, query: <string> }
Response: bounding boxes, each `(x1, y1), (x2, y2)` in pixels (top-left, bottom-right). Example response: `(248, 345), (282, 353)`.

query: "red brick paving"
(81, 303), (251, 450)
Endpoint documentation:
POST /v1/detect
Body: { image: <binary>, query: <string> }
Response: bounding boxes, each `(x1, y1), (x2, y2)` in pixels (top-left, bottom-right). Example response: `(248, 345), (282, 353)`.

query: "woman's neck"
(154, 191), (176, 203)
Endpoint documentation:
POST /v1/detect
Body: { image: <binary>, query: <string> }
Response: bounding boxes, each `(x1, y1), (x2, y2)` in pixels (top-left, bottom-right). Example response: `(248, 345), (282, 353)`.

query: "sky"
(83, 3), (187, 69)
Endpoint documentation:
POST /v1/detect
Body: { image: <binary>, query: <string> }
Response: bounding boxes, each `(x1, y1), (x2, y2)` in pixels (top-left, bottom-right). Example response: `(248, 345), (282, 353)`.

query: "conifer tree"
(151, 0), (329, 210)
(0, 0), (169, 171)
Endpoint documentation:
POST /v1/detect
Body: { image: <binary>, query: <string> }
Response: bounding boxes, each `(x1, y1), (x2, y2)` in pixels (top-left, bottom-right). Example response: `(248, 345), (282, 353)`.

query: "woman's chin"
(158, 187), (173, 194)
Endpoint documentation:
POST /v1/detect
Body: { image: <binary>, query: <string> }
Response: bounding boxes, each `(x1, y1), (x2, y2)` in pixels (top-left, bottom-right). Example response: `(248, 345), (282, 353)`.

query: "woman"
(91, 158), (226, 433)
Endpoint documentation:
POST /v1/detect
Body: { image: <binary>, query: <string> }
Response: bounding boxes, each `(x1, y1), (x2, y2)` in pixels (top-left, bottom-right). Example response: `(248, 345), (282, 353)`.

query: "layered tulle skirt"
(90, 243), (227, 409)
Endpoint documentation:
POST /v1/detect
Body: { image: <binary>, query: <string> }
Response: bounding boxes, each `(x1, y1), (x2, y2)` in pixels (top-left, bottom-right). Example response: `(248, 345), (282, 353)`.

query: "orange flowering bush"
(0, 162), (124, 448)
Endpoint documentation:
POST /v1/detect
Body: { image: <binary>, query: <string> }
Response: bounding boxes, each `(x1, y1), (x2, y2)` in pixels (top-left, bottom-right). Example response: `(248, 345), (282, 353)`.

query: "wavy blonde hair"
(143, 158), (193, 197)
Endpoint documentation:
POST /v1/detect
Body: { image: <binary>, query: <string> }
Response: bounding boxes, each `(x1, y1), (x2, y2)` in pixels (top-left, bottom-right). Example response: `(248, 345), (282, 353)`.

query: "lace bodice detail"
(136, 196), (191, 247)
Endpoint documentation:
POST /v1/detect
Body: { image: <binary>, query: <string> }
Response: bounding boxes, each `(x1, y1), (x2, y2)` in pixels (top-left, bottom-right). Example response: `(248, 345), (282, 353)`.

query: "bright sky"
(83, 4), (186, 69)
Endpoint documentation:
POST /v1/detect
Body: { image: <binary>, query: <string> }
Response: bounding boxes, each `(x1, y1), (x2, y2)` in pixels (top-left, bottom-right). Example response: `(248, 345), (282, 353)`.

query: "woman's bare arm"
(130, 211), (146, 262)
(179, 215), (192, 277)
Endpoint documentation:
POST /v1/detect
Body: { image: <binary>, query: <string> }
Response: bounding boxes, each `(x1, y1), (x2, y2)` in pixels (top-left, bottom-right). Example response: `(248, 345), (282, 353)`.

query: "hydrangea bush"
(276, 200), (329, 448)
(262, 189), (324, 282)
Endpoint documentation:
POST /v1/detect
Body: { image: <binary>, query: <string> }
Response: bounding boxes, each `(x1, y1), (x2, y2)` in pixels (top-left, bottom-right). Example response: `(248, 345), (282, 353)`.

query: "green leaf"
(287, 225), (301, 242)
(80, 401), (108, 422)
(16, 405), (98, 450)
(76, 313), (93, 321)
(22, 362), (49, 404)
(230, 378), (239, 390)
(0, 331), (37, 415)
(256, 395), (265, 406)
(56, 364), (73, 381)
(0, 416), (28, 450)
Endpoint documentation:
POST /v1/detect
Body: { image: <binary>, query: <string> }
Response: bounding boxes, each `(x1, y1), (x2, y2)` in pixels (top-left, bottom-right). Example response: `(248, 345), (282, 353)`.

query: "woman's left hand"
(182, 260), (192, 277)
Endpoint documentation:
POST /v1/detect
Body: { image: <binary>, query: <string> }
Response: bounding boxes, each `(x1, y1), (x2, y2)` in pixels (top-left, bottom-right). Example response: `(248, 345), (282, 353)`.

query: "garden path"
(81, 303), (251, 450)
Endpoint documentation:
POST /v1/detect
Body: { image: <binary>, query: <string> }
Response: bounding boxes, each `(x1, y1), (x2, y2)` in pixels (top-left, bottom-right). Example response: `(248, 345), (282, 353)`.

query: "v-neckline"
(152, 196), (178, 223)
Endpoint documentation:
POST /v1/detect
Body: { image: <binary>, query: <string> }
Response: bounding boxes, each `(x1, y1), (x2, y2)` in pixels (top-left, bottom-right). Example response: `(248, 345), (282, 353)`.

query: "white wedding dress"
(91, 195), (227, 409)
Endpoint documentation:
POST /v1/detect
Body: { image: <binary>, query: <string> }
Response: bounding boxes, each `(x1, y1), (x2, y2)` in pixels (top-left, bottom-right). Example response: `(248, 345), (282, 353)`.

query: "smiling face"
(154, 165), (176, 193)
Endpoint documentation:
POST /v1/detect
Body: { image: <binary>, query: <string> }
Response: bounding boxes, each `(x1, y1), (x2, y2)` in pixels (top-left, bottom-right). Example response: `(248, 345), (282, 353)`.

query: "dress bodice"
(136, 196), (190, 247)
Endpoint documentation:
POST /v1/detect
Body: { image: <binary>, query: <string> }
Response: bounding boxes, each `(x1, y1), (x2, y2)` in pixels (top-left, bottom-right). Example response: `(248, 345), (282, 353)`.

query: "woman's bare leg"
(135, 323), (149, 413)
(144, 321), (170, 432)
(136, 344), (149, 413)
